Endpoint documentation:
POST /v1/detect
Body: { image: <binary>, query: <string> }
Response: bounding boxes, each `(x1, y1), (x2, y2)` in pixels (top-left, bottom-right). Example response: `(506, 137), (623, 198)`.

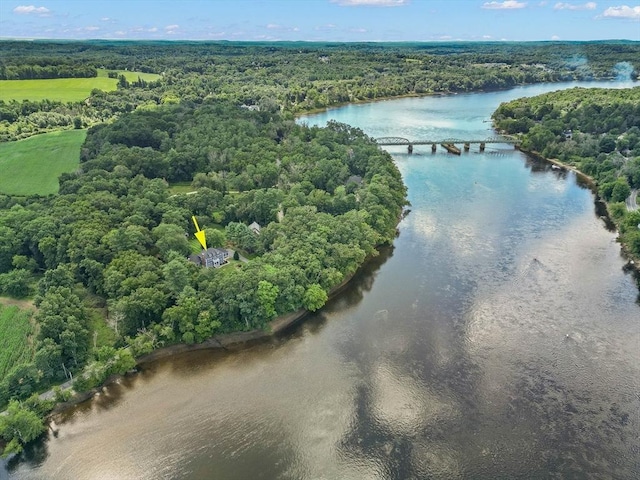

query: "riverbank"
(46, 263), (368, 415)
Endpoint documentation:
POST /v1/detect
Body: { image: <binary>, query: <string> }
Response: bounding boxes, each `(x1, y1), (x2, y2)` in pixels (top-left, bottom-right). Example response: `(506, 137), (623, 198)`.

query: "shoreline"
(49, 263), (365, 415)
(33, 82), (640, 420)
(293, 78), (633, 120)
(46, 146), (640, 418)
(138, 265), (358, 366)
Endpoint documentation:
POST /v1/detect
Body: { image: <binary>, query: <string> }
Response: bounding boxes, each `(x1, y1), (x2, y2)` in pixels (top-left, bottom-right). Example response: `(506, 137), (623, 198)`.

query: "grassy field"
(0, 70), (161, 102)
(0, 304), (35, 379)
(96, 68), (161, 83)
(0, 77), (118, 102)
(0, 129), (86, 195)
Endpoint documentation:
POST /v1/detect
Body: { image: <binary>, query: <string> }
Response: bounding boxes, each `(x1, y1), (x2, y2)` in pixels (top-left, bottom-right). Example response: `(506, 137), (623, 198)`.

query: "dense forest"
(0, 64), (97, 80)
(492, 87), (640, 258)
(1, 40), (639, 456)
(1, 40), (639, 141)
(0, 99), (406, 455)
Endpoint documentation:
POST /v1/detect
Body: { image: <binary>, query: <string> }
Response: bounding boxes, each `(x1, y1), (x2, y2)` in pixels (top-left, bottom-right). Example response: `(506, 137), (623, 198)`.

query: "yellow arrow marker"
(191, 215), (207, 250)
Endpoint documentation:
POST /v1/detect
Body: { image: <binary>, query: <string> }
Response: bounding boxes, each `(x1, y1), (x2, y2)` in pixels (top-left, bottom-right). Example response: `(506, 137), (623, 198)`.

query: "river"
(3, 81), (639, 479)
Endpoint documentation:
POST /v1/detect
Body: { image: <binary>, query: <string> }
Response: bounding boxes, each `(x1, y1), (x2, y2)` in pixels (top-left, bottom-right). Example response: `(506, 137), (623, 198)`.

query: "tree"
(0, 269), (32, 297)
(611, 178), (631, 203)
(36, 286), (90, 367)
(0, 400), (46, 457)
(599, 135), (617, 153)
(0, 226), (20, 273)
(257, 280), (279, 321)
(204, 228), (225, 248)
(225, 222), (256, 253)
(33, 338), (64, 381)
(162, 257), (191, 298)
(152, 223), (190, 259)
(36, 264), (75, 297)
(303, 284), (328, 312)
(117, 287), (168, 337)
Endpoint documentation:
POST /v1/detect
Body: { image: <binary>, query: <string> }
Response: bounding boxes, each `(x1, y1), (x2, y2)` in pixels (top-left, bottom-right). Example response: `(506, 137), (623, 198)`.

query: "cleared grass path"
(0, 129), (85, 195)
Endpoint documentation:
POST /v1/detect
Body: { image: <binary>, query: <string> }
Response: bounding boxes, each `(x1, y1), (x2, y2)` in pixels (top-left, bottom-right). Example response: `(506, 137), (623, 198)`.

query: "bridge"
(375, 136), (519, 154)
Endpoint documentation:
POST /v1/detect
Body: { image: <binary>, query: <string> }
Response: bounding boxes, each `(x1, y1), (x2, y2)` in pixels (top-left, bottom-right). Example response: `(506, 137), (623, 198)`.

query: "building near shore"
(188, 247), (230, 268)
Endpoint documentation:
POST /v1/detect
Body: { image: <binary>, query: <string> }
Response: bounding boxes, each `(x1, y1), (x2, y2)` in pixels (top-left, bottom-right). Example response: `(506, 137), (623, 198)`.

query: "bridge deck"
(375, 136), (518, 146)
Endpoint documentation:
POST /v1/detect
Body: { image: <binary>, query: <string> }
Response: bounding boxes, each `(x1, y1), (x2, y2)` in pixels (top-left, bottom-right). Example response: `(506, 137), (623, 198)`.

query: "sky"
(0, 0), (638, 42)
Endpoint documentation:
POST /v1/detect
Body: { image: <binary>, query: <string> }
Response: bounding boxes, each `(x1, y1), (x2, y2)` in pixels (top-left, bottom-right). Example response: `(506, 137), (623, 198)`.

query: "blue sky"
(0, 0), (638, 42)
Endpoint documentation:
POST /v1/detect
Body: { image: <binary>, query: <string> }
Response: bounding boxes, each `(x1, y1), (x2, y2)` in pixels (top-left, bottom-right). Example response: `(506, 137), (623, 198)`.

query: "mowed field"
(0, 304), (35, 379)
(0, 129), (86, 195)
(0, 69), (161, 102)
(0, 77), (117, 102)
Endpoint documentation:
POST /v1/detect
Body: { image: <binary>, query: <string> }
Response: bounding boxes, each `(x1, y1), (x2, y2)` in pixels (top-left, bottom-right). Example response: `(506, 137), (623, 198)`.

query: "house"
(249, 221), (261, 235)
(188, 248), (230, 268)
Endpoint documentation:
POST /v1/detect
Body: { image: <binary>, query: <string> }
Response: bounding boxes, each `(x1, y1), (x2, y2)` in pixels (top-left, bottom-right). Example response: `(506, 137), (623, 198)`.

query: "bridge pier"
(479, 142), (485, 152)
(464, 143), (470, 152)
(431, 143), (437, 152)
(408, 144), (413, 154)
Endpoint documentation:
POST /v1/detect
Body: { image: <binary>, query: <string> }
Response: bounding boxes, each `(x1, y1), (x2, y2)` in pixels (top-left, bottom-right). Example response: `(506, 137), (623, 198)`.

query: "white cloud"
(84, 26), (100, 31)
(331, 0), (409, 6)
(602, 5), (640, 19)
(148, 27), (158, 32)
(12, 5), (51, 16)
(483, 34), (493, 38)
(165, 24), (179, 31)
(350, 27), (367, 32)
(554, 2), (597, 10)
(101, 17), (110, 21)
(482, 1), (527, 9)
(266, 24), (300, 32)
(315, 23), (337, 30)
(551, 34), (561, 39)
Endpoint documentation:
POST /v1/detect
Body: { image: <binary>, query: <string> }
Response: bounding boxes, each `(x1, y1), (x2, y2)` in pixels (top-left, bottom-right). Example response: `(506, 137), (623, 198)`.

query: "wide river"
(3, 81), (639, 480)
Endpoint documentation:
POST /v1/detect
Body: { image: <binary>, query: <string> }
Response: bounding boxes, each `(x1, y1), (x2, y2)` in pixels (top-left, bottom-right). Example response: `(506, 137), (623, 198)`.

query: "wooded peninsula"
(0, 40), (638, 457)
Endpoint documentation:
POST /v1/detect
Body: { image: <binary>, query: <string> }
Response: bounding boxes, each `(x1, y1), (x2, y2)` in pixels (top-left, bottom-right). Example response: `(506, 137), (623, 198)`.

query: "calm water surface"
(3, 81), (639, 479)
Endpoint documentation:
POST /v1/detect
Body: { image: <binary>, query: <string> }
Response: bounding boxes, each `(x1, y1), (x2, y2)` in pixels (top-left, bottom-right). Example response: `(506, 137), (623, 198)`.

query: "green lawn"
(0, 304), (35, 379)
(189, 238), (204, 254)
(0, 129), (86, 195)
(96, 68), (161, 83)
(0, 70), (161, 102)
(168, 182), (195, 195)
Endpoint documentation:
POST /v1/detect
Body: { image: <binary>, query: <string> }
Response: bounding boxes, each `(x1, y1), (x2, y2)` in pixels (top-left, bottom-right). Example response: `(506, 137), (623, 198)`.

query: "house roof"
(188, 247), (229, 266)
